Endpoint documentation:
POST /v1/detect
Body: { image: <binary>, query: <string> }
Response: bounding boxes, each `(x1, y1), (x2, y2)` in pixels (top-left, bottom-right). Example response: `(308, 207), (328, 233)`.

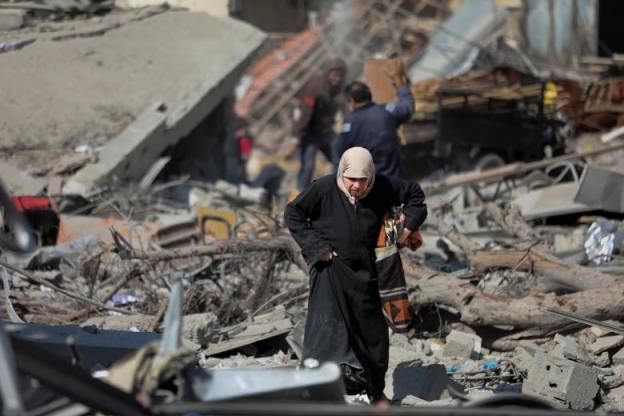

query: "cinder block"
(552, 334), (585, 363)
(442, 330), (481, 359)
(522, 350), (598, 410)
(512, 341), (545, 375)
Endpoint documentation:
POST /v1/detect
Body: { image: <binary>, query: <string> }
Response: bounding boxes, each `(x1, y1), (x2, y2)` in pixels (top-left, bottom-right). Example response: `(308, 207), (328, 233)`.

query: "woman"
(284, 147), (427, 403)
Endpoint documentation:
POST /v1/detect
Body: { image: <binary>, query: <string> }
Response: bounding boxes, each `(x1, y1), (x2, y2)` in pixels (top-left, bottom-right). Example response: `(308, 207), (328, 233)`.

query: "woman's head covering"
(336, 147), (376, 204)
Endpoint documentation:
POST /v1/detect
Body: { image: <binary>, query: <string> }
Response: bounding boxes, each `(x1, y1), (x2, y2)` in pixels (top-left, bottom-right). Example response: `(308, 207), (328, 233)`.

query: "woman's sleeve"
(389, 176), (428, 231)
(284, 182), (333, 267)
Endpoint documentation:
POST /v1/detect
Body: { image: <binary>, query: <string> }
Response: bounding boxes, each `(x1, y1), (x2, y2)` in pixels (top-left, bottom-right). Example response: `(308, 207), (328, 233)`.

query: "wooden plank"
(204, 318), (293, 356)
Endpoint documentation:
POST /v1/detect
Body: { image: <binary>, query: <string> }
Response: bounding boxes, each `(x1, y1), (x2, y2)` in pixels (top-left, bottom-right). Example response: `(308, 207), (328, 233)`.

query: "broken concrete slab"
(82, 314), (154, 332)
(63, 102), (167, 193)
(613, 347), (624, 366)
(442, 330), (481, 359)
(523, 350), (599, 410)
(593, 351), (611, 368)
(601, 384), (624, 412)
(590, 335), (624, 355)
(599, 373), (624, 390)
(180, 312), (219, 345)
(512, 341), (546, 375)
(552, 334), (586, 363)
(204, 318), (293, 357)
(0, 10), (266, 194)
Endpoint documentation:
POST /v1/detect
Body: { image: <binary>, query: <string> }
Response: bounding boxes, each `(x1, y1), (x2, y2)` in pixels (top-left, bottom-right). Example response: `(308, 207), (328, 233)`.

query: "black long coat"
(284, 173), (427, 398)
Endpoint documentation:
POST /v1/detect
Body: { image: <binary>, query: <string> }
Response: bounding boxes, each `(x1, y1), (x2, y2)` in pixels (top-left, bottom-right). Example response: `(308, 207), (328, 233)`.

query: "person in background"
(225, 117), (253, 185)
(284, 147), (427, 405)
(290, 57), (347, 190)
(336, 62), (413, 179)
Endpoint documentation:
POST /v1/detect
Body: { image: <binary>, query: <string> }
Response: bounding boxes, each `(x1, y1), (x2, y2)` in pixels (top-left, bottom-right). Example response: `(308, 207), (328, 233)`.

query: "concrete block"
(551, 334), (586, 363)
(522, 350), (598, 410)
(590, 335), (624, 355)
(385, 363), (455, 402)
(512, 340), (545, 375)
(442, 330), (481, 359)
(0, 10), (25, 32)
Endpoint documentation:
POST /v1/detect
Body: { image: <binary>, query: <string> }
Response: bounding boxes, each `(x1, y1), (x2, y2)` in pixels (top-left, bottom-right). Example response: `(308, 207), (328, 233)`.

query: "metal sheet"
(574, 165), (624, 213)
(513, 182), (590, 220)
(408, 0), (508, 83)
(188, 362), (345, 403)
(523, 0), (597, 69)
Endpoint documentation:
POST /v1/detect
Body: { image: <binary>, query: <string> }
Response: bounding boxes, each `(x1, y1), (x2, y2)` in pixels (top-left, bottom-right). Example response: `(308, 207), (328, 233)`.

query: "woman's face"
(343, 176), (368, 199)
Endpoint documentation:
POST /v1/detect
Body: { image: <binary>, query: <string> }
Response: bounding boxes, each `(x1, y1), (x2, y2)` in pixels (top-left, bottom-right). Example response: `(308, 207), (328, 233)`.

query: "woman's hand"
(397, 227), (413, 248)
(320, 250), (338, 262)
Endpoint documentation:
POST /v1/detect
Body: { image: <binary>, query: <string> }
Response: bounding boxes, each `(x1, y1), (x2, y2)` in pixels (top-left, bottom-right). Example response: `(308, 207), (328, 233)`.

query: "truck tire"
(474, 153), (505, 171)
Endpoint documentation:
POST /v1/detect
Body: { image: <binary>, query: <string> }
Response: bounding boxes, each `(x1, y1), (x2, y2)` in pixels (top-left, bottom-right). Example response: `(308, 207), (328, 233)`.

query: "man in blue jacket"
(336, 74), (413, 179)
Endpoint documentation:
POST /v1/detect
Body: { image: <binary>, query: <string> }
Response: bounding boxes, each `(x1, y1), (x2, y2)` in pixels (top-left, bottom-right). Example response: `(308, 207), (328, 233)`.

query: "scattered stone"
(81, 314), (153, 332)
(590, 320), (624, 337)
(181, 312), (218, 345)
(599, 374), (624, 390)
(592, 351), (611, 368)
(522, 350), (598, 410)
(612, 347), (624, 366)
(600, 384), (624, 412)
(590, 335), (624, 355)
(442, 330), (481, 359)
(613, 365), (624, 378)
(428, 338), (444, 353)
(551, 334), (587, 363)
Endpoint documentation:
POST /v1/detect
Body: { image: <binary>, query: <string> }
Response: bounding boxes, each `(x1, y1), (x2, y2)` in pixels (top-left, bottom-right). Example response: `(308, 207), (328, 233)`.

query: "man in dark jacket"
(336, 76), (413, 179)
(293, 58), (347, 190)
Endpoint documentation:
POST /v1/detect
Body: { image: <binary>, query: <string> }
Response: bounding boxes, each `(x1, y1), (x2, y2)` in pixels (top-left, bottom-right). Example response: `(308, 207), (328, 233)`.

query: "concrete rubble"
(4, 0), (624, 414)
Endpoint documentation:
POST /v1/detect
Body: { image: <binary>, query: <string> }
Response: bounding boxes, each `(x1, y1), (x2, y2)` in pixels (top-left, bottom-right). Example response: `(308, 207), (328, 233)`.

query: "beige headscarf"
(336, 147), (376, 204)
